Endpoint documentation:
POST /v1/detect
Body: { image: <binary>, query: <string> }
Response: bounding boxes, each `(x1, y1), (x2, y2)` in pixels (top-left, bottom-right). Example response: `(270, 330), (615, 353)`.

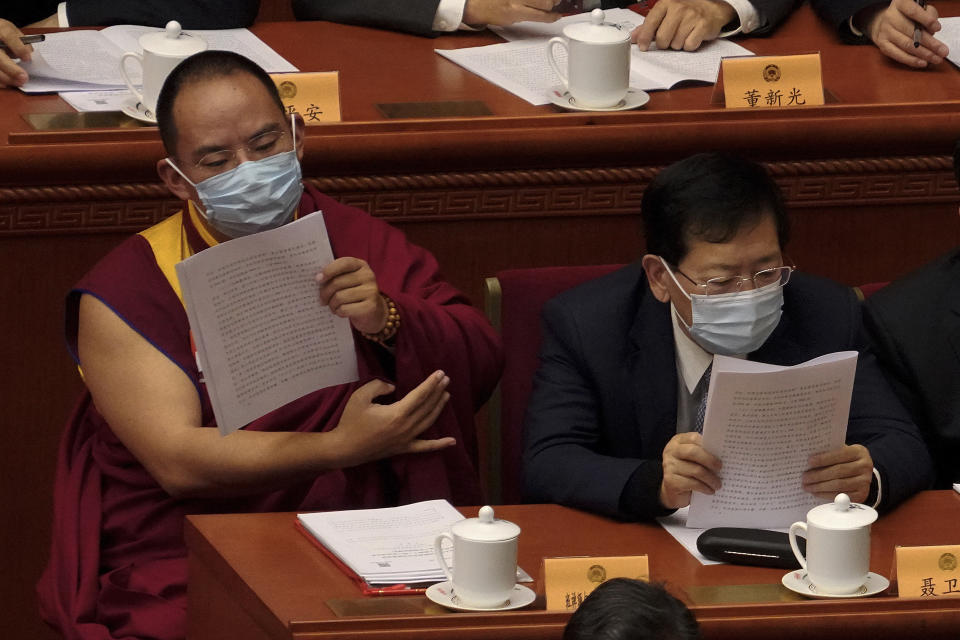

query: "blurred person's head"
(562, 578), (700, 640)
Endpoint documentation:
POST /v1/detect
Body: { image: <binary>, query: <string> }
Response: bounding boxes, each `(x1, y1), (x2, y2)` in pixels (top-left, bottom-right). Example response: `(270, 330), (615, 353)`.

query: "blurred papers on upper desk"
(18, 25), (296, 94)
(436, 9), (753, 105)
(937, 17), (960, 68)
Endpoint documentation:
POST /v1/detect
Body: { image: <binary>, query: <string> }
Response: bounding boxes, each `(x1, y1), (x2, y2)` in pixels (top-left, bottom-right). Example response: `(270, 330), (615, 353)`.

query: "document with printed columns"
(687, 352), (857, 529)
(175, 212), (358, 435)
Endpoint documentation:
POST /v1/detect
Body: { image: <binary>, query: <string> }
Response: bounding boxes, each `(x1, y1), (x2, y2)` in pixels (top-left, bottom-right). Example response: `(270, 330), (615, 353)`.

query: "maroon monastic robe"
(37, 185), (502, 640)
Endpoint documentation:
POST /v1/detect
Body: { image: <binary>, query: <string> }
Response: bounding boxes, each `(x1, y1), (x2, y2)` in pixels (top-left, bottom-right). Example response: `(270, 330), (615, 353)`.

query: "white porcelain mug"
(120, 21), (207, 116)
(788, 493), (877, 594)
(546, 9), (630, 109)
(433, 506), (520, 608)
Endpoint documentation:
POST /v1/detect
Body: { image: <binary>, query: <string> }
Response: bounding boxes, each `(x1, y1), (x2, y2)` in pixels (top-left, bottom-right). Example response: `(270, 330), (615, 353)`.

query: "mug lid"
(451, 506), (521, 541)
(807, 493), (878, 529)
(562, 9), (630, 44)
(139, 21), (207, 57)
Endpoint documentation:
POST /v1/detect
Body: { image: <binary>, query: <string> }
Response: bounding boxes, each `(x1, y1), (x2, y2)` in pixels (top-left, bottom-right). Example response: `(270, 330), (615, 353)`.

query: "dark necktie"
(695, 363), (713, 434)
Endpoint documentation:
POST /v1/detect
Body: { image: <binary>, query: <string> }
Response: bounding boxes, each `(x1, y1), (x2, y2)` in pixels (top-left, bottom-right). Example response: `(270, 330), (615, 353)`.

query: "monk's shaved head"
(156, 50), (286, 157)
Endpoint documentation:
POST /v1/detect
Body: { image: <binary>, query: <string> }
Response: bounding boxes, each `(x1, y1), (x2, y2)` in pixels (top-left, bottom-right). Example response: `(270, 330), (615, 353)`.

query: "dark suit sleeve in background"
(65, 0), (259, 28)
(293, 0), (443, 36)
(522, 296), (667, 520)
(837, 287), (934, 510)
(808, 0), (883, 42)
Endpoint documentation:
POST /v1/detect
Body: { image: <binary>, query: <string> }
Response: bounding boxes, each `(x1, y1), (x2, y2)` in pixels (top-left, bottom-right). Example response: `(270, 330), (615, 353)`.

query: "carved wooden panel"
(0, 156), (955, 236)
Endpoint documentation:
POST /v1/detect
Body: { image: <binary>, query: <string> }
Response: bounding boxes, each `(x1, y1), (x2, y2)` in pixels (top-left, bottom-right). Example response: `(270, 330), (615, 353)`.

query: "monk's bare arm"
(77, 294), (455, 498)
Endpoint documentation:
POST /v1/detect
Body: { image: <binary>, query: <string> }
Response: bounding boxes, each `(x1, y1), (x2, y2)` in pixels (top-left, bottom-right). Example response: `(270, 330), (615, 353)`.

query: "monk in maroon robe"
(37, 51), (502, 640)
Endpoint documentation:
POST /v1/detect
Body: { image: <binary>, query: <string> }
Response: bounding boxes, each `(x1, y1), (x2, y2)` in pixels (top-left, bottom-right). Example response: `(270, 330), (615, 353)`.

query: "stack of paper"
(297, 499), (466, 585)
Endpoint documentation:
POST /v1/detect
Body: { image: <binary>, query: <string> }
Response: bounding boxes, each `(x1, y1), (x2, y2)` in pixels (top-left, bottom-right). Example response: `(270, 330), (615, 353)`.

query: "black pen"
(913, 0), (926, 48)
(0, 34), (45, 53)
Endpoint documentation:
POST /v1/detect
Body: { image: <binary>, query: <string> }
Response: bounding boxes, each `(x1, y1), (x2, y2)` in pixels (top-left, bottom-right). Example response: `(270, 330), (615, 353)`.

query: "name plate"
(721, 53), (824, 110)
(543, 555), (649, 611)
(896, 545), (960, 598)
(270, 72), (341, 124)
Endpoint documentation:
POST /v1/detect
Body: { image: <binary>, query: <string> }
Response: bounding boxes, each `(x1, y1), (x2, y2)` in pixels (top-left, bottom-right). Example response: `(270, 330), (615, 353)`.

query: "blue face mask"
(662, 259), (784, 356)
(166, 116), (303, 238)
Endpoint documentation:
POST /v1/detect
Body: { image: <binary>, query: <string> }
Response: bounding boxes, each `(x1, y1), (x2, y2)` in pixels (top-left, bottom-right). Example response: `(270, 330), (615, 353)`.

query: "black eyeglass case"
(696, 527), (805, 569)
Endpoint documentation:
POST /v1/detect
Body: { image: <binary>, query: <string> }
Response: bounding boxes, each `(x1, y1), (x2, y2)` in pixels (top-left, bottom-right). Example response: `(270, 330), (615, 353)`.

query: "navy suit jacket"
(808, 0), (884, 42)
(864, 249), (960, 488)
(291, 0), (800, 37)
(523, 263), (933, 521)
(7, 0), (257, 29)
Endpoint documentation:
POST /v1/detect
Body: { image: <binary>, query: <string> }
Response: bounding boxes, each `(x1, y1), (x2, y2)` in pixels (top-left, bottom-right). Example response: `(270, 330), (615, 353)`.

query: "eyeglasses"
(674, 265), (794, 296)
(186, 129), (290, 177)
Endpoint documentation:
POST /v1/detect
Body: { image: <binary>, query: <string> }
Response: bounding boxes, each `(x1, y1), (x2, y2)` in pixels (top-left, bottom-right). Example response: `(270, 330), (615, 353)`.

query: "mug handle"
(788, 522), (808, 571)
(120, 51), (145, 105)
(546, 37), (569, 89)
(433, 532), (455, 583)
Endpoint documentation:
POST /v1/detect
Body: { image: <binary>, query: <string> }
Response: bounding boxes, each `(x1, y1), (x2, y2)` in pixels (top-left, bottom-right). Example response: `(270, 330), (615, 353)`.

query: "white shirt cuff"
(433, 0), (466, 31)
(57, 2), (70, 27)
(719, 0), (759, 37)
(870, 467), (882, 510)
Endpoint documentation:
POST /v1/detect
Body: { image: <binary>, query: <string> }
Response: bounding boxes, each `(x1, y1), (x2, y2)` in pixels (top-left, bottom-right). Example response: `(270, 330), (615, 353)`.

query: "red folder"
(294, 519), (430, 596)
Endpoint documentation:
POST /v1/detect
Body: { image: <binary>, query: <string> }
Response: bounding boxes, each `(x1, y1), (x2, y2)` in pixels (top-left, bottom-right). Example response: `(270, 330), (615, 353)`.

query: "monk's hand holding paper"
(0, 19), (31, 87)
(659, 432), (722, 509)
(463, 0), (561, 27)
(802, 444), (873, 503)
(859, 0), (948, 68)
(332, 371), (454, 466)
(631, 0), (736, 52)
(317, 257), (389, 335)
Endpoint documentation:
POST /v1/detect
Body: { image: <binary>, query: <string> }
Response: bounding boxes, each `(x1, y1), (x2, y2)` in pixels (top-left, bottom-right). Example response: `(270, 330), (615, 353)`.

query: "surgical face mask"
(662, 258), (784, 356)
(166, 114), (303, 238)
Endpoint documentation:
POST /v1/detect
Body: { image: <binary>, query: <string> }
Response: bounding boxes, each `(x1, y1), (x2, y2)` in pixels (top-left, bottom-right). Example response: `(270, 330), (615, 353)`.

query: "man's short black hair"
(641, 153), (789, 266)
(156, 50), (286, 157)
(563, 578), (701, 640)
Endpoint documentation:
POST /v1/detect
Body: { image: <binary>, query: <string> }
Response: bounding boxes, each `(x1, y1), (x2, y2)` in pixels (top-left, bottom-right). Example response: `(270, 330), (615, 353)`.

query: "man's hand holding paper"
(659, 432), (722, 509)
(317, 257), (389, 336)
(803, 444), (874, 503)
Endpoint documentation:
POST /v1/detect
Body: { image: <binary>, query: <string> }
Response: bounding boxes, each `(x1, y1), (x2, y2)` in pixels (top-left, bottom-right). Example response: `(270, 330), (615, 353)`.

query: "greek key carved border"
(1, 156), (955, 236)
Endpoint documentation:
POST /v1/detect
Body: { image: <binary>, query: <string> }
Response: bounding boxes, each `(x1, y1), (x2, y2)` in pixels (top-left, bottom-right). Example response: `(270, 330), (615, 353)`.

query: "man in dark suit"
(809, 0), (949, 68)
(292, 0), (800, 49)
(0, 0), (258, 87)
(862, 142), (960, 489)
(523, 153), (932, 521)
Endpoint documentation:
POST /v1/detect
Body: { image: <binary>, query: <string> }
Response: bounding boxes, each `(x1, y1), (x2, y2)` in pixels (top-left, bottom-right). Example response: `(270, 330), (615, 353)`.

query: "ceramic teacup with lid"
(546, 9), (631, 109)
(120, 20), (207, 116)
(788, 493), (878, 594)
(433, 505), (521, 608)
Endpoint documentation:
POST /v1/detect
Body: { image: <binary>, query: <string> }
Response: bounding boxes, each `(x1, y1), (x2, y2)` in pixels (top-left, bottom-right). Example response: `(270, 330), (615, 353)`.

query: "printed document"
(687, 351), (858, 529)
(298, 500), (534, 586)
(437, 9), (754, 105)
(175, 211), (358, 436)
(19, 25), (297, 94)
(298, 500), (466, 584)
(938, 17), (960, 68)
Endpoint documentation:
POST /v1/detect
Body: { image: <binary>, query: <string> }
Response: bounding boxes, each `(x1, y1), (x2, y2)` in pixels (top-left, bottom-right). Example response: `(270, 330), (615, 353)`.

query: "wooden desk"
(185, 491), (960, 640)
